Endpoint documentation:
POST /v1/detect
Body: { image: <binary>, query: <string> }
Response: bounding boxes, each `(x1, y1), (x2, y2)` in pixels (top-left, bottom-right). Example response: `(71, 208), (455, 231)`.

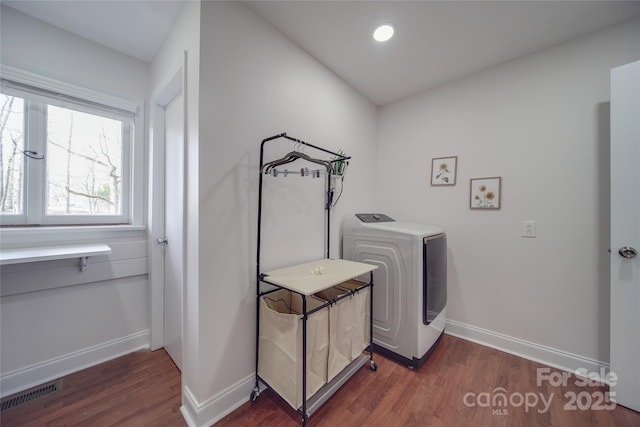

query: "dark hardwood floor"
(218, 335), (640, 427)
(0, 349), (186, 427)
(2, 335), (639, 426)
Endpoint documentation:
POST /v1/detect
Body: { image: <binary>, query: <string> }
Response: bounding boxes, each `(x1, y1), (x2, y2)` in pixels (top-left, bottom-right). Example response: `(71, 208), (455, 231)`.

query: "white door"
(610, 60), (640, 412)
(163, 90), (185, 370)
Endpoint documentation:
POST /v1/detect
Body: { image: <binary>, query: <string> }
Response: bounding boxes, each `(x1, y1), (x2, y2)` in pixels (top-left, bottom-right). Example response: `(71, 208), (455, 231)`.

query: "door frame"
(149, 55), (187, 351)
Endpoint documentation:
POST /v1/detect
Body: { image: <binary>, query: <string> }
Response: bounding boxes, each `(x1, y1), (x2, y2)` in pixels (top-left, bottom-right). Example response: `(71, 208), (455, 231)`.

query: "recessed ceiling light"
(373, 24), (395, 42)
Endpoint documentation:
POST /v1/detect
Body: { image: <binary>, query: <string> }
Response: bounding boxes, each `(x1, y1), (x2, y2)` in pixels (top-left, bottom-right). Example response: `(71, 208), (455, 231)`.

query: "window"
(1, 77), (137, 226)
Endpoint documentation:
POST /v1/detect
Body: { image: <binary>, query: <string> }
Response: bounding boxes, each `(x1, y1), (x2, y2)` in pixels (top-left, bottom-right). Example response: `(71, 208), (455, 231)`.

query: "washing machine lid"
(367, 221), (445, 237)
(345, 214), (445, 238)
(355, 213), (395, 223)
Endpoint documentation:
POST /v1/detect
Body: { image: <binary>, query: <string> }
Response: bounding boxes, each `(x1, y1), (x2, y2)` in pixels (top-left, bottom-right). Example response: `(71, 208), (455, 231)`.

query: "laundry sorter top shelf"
(261, 258), (377, 296)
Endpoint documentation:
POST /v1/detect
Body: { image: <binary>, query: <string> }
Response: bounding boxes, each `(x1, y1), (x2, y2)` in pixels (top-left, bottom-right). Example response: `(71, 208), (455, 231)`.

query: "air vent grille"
(0, 380), (62, 413)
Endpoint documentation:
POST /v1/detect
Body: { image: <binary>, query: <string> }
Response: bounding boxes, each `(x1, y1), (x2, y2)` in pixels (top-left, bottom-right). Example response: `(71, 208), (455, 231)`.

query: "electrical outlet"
(522, 220), (537, 238)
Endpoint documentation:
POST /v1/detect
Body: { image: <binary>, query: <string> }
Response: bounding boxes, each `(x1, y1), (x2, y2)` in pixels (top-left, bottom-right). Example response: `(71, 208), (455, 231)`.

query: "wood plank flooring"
(218, 335), (640, 427)
(0, 349), (185, 427)
(2, 335), (639, 426)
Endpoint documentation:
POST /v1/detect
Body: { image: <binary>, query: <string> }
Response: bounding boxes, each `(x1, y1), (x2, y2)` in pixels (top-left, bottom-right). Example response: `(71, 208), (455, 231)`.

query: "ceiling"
(246, 1), (640, 105)
(4, 1), (640, 105)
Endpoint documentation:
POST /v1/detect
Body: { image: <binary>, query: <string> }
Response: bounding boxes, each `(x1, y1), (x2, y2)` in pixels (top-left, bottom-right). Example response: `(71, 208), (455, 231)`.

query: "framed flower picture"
(470, 177), (501, 209)
(431, 156), (457, 186)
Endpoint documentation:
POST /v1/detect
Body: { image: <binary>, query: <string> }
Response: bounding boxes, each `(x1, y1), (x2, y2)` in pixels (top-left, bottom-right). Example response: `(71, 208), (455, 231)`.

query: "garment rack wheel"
(250, 387), (260, 402)
(370, 360), (377, 371)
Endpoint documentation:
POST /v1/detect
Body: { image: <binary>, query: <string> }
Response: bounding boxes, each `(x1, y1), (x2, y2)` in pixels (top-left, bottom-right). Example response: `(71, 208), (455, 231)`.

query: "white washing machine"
(343, 213), (447, 368)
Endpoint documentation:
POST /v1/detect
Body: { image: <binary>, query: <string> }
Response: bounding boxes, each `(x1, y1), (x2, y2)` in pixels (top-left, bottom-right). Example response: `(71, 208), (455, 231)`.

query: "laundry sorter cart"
(252, 133), (378, 426)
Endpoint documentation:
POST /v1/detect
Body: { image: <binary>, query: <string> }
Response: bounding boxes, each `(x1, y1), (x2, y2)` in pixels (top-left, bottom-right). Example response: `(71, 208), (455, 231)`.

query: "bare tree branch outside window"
(0, 95), (24, 214)
(46, 105), (122, 216)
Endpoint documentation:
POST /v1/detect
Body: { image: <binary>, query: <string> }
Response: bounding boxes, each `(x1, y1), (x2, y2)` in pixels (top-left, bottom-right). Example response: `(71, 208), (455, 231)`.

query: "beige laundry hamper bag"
(338, 280), (370, 360)
(315, 280), (370, 381)
(314, 286), (352, 381)
(258, 289), (329, 409)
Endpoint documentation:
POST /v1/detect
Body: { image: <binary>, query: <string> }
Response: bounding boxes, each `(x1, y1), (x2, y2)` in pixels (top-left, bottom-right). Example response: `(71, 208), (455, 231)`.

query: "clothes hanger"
(263, 150), (333, 174)
(261, 144), (302, 172)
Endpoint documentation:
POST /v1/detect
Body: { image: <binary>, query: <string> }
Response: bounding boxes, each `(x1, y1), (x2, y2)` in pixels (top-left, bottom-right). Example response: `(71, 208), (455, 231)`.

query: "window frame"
(0, 65), (143, 229)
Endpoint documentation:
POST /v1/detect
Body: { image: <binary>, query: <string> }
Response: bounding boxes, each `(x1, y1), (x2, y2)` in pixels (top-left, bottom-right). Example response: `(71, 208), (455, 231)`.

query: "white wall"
(0, 6), (150, 397)
(190, 2), (377, 424)
(376, 18), (640, 370)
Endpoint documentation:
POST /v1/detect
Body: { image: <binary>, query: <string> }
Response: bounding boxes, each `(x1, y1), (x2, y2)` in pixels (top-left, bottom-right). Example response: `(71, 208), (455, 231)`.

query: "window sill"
(0, 225), (146, 247)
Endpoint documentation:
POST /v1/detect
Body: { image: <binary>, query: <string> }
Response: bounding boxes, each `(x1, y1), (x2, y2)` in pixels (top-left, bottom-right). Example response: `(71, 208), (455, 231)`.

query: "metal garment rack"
(252, 133), (377, 426)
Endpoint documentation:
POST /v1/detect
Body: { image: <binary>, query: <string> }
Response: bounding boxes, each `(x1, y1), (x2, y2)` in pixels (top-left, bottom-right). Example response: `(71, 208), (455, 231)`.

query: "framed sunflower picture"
(431, 156), (457, 186)
(470, 177), (501, 209)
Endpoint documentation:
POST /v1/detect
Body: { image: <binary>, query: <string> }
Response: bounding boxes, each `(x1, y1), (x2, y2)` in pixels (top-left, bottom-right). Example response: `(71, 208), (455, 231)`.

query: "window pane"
(46, 105), (123, 216)
(0, 94), (25, 215)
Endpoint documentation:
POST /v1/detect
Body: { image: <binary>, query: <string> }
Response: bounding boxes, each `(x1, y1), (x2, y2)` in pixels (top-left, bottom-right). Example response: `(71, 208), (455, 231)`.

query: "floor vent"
(0, 380), (63, 413)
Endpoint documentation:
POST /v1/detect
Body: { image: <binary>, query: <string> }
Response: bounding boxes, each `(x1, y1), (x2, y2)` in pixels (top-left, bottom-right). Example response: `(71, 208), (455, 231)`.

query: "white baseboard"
(181, 374), (257, 427)
(0, 330), (149, 398)
(445, 319), (609, 381)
